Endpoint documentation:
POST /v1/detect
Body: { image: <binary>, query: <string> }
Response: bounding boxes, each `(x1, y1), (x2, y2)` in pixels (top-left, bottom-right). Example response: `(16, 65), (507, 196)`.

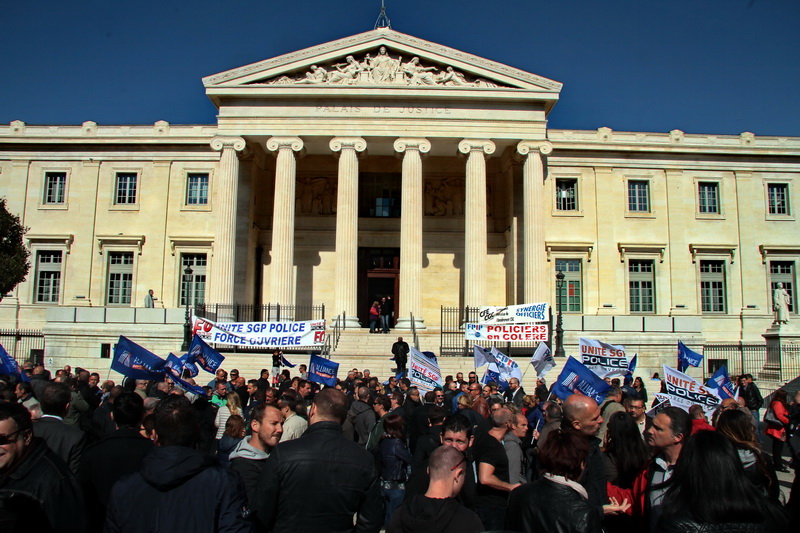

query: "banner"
(192, 316), (326, 348)
(579, 338), (628, 378)
(646, 394), (672, 418)
(551, 356), (611, 404)
(705, 365), (737, 400)
(478, 302), (549, 324)
(409, 346), (443, 393)
(111, 336), (166, 381)
(465, 323), (549, 342)
(187, 335), (225, 374)
(531, 342), (555, 378)
(308, 354), (339, 387)
(677, 340), (704, 373)
(662, 364), (721, 416)
(0, 342), (29, 382)
(164, 354), (207, 396)
(473, 344), (496, 368)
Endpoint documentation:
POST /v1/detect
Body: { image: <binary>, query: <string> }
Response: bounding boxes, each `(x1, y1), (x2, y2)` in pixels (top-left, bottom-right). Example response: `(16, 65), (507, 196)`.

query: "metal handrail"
(410, 313), (419, 350)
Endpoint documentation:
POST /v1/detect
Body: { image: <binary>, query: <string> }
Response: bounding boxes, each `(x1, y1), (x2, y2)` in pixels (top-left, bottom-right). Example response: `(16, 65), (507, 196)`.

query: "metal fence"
(0, 330), (45, 364)
(703, 343), (800, 383)
(440, 306), (544, 357)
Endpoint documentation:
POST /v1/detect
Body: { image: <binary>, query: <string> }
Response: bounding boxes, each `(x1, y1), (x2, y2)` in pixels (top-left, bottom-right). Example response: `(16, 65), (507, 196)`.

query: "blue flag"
(280, 354), (296, 368)
(481, 364), (510, 392)
(165, 354), (207, 396)
(308, 353), (339, 387)
(626, 354), (638, 378)
(706, 365), (736, 400)
(187, 335), (225, 374)
(677, 341), (703, 373)
(552, 356), (611, 405)
(0, 342), (29, 382)
(111, 336), (166, 380)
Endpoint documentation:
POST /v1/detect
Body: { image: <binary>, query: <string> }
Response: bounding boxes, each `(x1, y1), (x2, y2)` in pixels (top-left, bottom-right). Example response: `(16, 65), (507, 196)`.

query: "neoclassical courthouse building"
(1, 28), (798, 373)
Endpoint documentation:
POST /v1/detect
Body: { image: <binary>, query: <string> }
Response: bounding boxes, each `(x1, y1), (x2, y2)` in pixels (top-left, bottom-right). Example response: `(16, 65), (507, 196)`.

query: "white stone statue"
(773, 282), (791, 324)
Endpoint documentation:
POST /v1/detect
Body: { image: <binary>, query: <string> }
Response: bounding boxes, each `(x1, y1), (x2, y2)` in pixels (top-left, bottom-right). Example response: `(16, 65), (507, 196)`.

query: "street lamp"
(555, 270), (565, 358)
(181, 264), (194, 351)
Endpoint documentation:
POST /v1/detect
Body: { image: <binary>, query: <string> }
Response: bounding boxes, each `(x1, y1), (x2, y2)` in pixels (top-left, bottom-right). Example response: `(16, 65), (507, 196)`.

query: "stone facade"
(1, 28), (798, 379)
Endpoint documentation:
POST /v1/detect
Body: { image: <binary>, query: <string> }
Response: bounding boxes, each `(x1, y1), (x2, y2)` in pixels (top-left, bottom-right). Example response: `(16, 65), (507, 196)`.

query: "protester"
(764, 388), (791, 472)
(278, 389), (307, 442)
(387, 445), (482, 533)
(688, 404), (715, 434)
(104, 395), (250, 532)
(343, 386), (376, 445)
(507, 429), (607, 533)
(561, 394), (608, 519)
(230, 404), (283, 510)
(740, 374), (764, 425)
(504, 378), (525, 408)
(391, 337), (409, 375)
(214, 391), (242, 442)
(632, 376), (648, 403)
(472, 408), (520, 530)
(378, 413), (413, 525)
(655, 430), (788, 532)
(504, 413), (529, 485)
(253, 387), (383, 532)
(32, 381), (86, 474)
(0, 402), (86, 533)
(603, 411), (650, 488)
(624, 396), (651, 438)
(716, 408), (780, 501)
(597, 386), (624, 443)
(218, 415), (246, 467)
(79, 392), (153, 533)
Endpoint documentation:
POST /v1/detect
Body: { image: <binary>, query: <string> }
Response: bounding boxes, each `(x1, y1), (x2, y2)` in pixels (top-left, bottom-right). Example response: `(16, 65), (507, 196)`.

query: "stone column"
(210, 136), (246, 319)
(394, 138), (431, 330)
(266, 137), (304, 310)
(459, 139), (495, 307)
(330, 137), (366, 328)
(517, 141), (553, 303)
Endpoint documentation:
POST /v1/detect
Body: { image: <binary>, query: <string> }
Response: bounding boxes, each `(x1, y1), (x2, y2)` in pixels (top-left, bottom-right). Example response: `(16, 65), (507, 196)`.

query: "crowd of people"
(1, 360), (799, 532)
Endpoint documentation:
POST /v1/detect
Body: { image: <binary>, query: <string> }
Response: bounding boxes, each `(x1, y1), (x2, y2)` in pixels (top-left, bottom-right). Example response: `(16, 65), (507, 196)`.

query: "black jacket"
(254, 421), (384, 533)
(378, 437), (413, 482)
(506, 478), (601, 533)
(79, 427), (153, 533)
(104, 446), (251, 533)
(32, 416), (86, 475)
(343, 400), (375, 445)
(0, 438), (86, 533)
(655, 509), (786, 533)
(387, 494), (483, 533)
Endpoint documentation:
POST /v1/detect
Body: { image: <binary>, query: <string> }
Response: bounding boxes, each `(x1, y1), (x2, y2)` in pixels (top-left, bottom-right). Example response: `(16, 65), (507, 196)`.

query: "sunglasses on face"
(0, 430), (22, 446)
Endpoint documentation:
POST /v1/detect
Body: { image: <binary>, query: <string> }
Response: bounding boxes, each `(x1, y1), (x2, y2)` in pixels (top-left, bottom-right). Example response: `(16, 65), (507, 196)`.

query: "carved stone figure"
(401, 57), (438, 86)
(370, 46), (401, 84)
(295, 65), (327, 84)
(296, 177), (336, 215)
(773, 282), (792, 324)
(327, 56), (362, 85)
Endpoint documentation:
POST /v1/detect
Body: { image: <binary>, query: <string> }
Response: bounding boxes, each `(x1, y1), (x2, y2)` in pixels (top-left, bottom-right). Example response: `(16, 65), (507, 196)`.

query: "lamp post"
(555, 270), (565, 358)
(181, 264), (194, 352)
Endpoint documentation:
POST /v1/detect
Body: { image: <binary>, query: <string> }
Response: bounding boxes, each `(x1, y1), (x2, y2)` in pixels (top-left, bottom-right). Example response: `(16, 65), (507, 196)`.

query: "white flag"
(531, 342), (555, 378)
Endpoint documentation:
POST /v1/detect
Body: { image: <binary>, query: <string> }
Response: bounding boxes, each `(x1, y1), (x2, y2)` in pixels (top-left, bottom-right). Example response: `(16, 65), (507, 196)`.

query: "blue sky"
(2, 0), (798, 135)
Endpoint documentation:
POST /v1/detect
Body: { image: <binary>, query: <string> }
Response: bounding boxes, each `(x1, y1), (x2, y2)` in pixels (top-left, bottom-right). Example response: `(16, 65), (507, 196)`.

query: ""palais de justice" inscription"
(315, 105), (452, 115)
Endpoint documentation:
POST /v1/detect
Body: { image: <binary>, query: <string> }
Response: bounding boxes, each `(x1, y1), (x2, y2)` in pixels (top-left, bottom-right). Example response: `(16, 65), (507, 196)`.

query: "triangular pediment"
(203, 28), (562, 95)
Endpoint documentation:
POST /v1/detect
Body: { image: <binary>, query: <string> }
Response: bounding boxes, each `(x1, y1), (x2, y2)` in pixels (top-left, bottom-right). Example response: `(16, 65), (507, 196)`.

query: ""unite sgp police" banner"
(579, 337), (628, 378)
(192, 316), (326, 348)
(465, 323), (549, 342)
(662, 364), (721, 416)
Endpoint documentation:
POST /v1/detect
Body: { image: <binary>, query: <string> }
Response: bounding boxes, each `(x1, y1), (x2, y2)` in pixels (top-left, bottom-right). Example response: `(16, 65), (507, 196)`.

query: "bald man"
(561, 394), (607, 520)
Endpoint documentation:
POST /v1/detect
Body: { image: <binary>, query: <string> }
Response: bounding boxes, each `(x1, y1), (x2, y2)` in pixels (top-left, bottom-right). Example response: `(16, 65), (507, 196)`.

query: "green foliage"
(0, 198), (30, 300)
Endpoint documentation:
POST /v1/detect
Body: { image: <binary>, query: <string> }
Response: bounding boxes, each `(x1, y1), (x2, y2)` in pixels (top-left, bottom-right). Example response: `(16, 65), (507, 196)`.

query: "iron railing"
(0, 330), (45, 364)
(194, 303), (325, 323)
(704, 343), (800, 384)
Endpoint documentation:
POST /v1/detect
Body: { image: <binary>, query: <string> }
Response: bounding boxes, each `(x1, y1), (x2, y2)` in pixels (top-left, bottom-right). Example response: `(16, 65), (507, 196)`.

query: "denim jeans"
(382, 486), (405, 525)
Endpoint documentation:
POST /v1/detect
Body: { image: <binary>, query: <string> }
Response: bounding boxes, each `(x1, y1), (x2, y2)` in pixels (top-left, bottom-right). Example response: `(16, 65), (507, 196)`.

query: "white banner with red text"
(465, 323), (549, 342)
(192, 316), (326, 348)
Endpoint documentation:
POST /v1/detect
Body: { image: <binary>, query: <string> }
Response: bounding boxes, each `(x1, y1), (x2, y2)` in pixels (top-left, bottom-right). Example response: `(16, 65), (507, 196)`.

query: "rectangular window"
(359, 172), (401, 218)
(770, 261), (795, 313)
(629, 259), (655, 313)
(627, 180), (650, 212)
(555, 259), (582, 313)
(767, 183), (789, 215)
(44, 172), (67, 204)
(556, 178), (578, 211)
(186, 173), (209, 205)
(115, 172), (138, 205)
(698, 182), (720, 214)
(180, 253), (207, 306)
(700, 260), (726, 313)
(35, 251), (62, 303)
(107, 252), (134, 305)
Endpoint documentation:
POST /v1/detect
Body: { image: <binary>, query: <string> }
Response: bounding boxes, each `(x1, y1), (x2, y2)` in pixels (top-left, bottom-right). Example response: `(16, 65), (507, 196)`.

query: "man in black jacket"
(104, 395), (250, 532)
(254, 387), (384, 533)
(79, 392), (153, 533)
(32, 381), (86, 474)
(230, 403), (283, 508)
(0, 402), (86, 533)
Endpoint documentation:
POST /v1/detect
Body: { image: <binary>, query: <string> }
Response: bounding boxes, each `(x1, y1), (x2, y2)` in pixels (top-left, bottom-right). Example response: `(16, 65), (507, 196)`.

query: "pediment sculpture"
(258, 46), (505, 88)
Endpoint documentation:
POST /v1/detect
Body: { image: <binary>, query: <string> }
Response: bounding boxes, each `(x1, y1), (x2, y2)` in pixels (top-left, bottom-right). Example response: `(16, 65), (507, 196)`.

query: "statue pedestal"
(761, 322), (800, 382)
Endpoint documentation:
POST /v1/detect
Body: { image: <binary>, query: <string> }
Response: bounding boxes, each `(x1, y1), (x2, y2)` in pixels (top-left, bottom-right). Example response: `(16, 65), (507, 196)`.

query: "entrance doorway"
(358, 248), (399, 328)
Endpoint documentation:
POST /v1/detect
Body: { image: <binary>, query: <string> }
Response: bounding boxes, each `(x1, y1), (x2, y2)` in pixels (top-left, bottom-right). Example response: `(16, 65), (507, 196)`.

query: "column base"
(395, 316), (426, 331)
(332, 315), (361, 329)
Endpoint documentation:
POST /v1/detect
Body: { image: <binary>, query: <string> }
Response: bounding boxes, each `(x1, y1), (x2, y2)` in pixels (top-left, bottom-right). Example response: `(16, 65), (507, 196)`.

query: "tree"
(0, 198), (30, 301)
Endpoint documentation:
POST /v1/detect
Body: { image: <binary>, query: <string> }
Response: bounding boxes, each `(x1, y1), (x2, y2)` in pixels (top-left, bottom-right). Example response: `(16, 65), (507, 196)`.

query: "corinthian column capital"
(330, 137), (367, 155)
(516, 140), (553, 157)
(210, 136), (246, 152)
(458, 139), (496, 157)
(266, 136), (305, 154)
(394, 138), (431, 154)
